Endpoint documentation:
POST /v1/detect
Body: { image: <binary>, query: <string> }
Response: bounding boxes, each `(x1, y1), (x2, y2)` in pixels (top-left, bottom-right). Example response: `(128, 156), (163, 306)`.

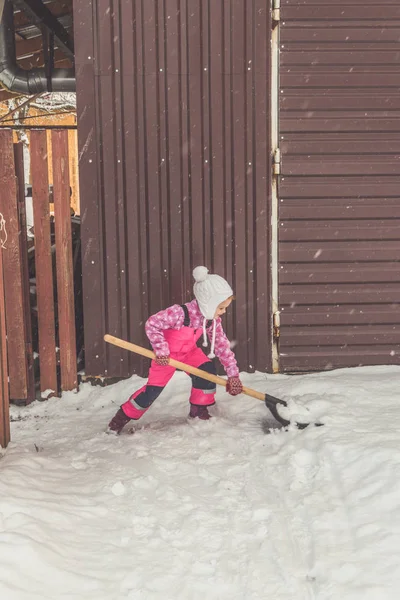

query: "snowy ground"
(2, 365), (400, 599)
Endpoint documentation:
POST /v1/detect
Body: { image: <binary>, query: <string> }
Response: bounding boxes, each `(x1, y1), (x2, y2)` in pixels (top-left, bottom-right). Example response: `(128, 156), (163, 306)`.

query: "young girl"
(107, 266), (243, 434)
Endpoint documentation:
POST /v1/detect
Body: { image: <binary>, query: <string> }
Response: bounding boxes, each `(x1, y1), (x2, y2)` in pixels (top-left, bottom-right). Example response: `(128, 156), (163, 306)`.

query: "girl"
(107, 266), (243, 434)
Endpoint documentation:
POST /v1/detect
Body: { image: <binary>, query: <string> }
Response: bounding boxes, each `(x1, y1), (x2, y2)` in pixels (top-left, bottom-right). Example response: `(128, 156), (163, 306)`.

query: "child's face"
(214, 297), (233, 318)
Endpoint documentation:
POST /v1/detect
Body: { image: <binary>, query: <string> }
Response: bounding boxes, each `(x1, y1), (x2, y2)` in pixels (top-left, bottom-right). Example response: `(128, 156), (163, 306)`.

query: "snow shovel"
(104, 334), (321, 429)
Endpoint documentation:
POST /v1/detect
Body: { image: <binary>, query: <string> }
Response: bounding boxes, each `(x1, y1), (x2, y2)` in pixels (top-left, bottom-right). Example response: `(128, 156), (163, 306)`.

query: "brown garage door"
(278, 0), (400, 371)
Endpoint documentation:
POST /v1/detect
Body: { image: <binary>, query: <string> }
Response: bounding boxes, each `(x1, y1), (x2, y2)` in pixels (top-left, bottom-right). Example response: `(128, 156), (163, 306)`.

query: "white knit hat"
(193, 266), (233, 320)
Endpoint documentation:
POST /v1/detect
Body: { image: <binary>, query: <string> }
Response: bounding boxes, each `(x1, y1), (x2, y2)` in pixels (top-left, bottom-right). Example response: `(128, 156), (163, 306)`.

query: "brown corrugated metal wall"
(74, 0), (272, 378)
(279, 0), (400, 371)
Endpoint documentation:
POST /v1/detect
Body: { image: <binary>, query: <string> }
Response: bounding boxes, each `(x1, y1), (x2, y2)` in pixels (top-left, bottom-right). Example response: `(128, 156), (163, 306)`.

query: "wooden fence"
(0, 239), (10, 449)
(0, 128), (78, 448)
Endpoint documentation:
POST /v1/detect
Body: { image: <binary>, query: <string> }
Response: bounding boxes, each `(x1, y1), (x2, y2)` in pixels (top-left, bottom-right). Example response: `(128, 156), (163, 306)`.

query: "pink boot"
(107, 408), (131, 434)
(189, 404), (211, 420)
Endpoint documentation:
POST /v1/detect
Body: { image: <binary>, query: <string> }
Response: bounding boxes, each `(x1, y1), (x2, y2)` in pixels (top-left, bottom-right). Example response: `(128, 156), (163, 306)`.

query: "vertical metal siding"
(279, 0), (400, 371)
(74, 0), (272, 378)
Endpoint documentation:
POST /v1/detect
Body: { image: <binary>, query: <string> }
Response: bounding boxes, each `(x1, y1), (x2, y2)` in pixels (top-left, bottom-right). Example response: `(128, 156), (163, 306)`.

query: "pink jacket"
(145, 299), (239, 377)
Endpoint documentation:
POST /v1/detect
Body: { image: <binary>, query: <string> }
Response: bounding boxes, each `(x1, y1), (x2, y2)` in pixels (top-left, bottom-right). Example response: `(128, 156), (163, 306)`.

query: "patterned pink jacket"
(145, 299), (239, 377)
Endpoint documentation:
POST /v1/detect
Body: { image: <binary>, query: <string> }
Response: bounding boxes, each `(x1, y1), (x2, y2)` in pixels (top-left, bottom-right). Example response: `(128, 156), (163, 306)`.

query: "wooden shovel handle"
(104, 334), (266, 402)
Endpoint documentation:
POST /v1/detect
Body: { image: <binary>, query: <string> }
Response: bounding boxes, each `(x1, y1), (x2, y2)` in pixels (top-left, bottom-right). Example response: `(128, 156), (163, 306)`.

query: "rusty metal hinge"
(273, 148), (281, 175)
(273, 311), (280, 339)
(272, 0), (280, 22)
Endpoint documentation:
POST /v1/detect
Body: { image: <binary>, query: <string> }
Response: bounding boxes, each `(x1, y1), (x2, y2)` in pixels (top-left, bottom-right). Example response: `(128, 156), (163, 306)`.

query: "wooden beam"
(15, 34), (48, 60)
(14, 2), (72, 28)
(52, 129), (77, 391)
(14, 142), (35, 403)
(14, 32), (72, 61)
(0, 90), (20, 102)
(0, 93), (41, 123)
(16, 0), (74, 58)
(0, 129), (30, 403)
(0, 243), (10, 449)
(16, 47), (72, 70)
(31, 130), (58, 398)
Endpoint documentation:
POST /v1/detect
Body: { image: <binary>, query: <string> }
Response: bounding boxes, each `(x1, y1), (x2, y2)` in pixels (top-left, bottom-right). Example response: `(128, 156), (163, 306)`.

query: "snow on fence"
(0, 129), (78, 446)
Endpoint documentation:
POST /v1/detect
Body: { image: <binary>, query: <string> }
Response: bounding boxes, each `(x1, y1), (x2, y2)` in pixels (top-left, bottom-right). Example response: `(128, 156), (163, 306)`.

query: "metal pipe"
(0, 0), (75, 94)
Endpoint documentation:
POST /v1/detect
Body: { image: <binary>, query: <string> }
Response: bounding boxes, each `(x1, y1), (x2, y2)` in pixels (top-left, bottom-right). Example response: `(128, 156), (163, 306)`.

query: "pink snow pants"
(121, 346), (216, 420)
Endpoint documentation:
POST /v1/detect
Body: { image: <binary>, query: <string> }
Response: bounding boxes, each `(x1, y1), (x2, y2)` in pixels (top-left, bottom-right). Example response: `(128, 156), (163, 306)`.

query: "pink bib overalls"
(122, 319), (216, 420)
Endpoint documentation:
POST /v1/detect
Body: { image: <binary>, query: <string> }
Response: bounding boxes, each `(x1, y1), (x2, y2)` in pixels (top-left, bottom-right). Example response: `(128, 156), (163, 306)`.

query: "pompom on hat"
(193, 266), (233, 320)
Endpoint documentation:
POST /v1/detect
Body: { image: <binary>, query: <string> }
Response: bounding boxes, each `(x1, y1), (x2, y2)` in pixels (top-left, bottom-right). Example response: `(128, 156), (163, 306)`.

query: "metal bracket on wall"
(272, 0), (280, 23)
(273, 311), (281, 339)
(273, 148), (281, 175)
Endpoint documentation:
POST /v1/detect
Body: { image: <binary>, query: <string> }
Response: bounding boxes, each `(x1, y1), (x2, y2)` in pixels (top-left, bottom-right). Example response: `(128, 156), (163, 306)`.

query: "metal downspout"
(0, 0), (75, 94)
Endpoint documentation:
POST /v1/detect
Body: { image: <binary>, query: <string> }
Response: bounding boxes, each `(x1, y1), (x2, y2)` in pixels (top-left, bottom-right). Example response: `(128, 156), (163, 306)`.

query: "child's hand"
(155, 355), (170, 366)
(226, 376), (243, 396)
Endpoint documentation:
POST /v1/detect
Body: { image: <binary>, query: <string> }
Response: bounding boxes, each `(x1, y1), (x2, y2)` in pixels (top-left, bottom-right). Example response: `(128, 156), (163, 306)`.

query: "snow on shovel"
(104, 335), (323, 430)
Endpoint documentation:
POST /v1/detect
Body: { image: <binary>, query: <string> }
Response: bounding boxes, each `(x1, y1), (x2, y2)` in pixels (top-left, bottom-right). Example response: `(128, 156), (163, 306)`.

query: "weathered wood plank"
(14, 143), (35, 404)
(0, 129), (28, 402)
(0, 243), (10, 448)
(52, 130), (77, 391)
(31, 130), (58, 398)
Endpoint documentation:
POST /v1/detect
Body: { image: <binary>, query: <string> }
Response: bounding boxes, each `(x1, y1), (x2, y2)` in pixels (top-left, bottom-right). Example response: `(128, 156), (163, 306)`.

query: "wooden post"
(0, 236), (10, 448)
(0, 129), (29, 404)
(52, 130), (77, 391)
(14, 143), (35, 404)
(31, 130), (58, 398)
